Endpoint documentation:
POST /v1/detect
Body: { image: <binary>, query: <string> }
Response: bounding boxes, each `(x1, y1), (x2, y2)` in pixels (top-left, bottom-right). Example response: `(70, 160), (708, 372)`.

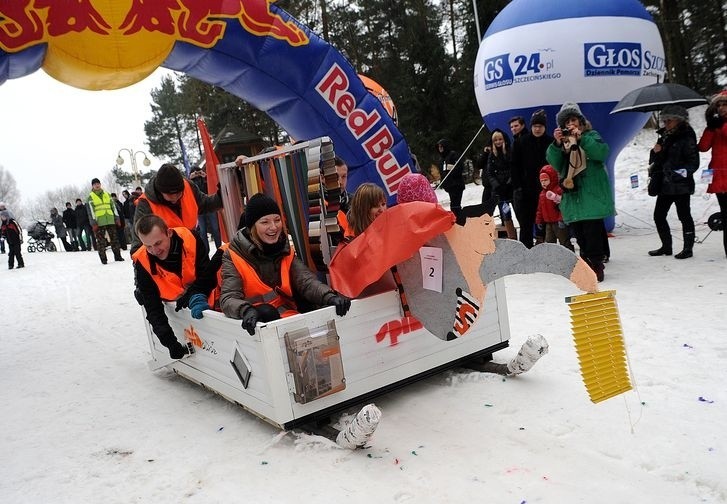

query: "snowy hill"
(2, 109), (726, 503)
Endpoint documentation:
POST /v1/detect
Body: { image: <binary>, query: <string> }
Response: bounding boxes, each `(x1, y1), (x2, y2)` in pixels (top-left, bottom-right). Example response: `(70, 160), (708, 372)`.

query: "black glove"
(175, 290), (191, 312)
(167, 340), (189, 359)
(706, 113), (723, 130)
(327, 294), (351, 317)
(133, 287), (144, 306)
(241, 307), (259, 335)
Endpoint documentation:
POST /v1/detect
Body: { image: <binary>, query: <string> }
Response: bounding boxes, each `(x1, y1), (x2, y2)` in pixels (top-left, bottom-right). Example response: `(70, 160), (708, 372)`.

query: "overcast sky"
(0, 68), (175, 201)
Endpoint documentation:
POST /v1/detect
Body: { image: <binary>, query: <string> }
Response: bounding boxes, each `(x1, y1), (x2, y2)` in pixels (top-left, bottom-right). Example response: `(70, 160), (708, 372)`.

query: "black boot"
(649, 225), (672, 256)
(675, 231), (694, 259)
(113, 250), (125, 262)
(587, 257), (605, 282)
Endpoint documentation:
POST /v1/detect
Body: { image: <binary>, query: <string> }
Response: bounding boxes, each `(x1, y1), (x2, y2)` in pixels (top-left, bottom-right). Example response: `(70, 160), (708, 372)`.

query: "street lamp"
(116, 148), (151, 188)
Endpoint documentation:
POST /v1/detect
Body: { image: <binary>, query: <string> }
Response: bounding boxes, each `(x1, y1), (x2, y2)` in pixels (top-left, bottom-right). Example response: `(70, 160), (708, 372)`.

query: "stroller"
(27, 221), (57, 252)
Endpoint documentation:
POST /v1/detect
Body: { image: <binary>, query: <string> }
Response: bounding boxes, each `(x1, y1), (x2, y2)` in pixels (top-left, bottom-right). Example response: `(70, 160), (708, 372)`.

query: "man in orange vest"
(133, 214), (220, 359)
(131, 164), (223, 254)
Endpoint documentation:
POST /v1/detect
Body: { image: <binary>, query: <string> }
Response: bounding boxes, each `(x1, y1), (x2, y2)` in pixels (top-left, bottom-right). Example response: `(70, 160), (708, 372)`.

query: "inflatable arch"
(474, 0), (666, 231)
(1, 2), (634, 434)
(0, 0), (414, 205)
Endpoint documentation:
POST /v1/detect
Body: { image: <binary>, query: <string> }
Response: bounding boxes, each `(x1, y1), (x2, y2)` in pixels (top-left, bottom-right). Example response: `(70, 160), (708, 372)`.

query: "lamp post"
(116, 148), (151, 188)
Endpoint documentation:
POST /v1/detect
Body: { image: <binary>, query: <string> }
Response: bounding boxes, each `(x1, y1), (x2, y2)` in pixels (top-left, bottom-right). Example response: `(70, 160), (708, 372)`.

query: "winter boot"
(588, 257), (605, 282)
(17, 258), (24, 268)
(649, 226), (672, 256)
(113, 250), (125, 262)
(99, 251), (108, 265)
(505, 220), (517, 239)
(675, 231), (694, 259)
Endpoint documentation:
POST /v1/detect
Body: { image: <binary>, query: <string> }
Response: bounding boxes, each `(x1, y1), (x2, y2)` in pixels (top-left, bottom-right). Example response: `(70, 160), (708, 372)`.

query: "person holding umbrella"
(647, 105), (700, 259)
(698, 90), (727, 258)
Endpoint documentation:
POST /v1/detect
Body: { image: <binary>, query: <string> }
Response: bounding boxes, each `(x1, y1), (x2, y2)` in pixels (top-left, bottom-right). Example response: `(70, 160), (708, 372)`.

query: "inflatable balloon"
(0, 0), (414, 205)
(474, 0), (666, 230)
(359, 74), (398, 126)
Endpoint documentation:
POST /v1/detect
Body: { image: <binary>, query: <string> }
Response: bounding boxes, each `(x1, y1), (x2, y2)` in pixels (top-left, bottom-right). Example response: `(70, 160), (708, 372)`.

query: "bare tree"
(0, 165), (21, 211)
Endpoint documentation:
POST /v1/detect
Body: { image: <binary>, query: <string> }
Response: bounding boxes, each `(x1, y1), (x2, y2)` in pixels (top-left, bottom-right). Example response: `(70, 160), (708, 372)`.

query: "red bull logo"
(0, 0), (308, 89)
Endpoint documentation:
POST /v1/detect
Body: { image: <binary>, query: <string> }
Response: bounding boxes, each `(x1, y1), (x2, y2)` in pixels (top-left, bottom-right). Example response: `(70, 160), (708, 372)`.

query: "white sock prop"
(507, 334), (549, 375)
(335, 404), (382, 449)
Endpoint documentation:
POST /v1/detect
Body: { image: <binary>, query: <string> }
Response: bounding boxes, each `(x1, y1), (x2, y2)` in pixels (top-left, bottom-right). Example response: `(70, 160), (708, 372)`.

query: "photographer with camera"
(546, 102), (614, 281)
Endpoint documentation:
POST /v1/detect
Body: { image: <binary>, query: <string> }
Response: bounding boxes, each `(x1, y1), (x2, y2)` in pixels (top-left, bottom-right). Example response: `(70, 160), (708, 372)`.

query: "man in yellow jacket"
(87, 177), (123, 264)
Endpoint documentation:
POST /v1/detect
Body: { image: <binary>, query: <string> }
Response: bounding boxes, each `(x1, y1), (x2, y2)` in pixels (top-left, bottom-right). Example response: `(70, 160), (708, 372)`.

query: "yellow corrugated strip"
(565, 290), (632, 403)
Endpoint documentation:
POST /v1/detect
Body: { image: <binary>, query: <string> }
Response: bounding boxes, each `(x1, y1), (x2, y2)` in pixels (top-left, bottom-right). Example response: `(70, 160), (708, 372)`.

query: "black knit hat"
(91, 177), (100, 186)
(244, 193), (281, 229)
(154, 164), (185, 194)
(530, 109), (547, 127)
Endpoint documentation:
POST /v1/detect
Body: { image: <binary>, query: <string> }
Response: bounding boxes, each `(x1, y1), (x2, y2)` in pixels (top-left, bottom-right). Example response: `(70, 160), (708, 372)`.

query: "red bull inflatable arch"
(0, 0), (414, 205)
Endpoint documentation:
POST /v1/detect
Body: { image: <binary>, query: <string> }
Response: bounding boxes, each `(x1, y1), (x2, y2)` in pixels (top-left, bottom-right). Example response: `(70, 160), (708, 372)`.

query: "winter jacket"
(131, 176), (222, 253)
(486, 148), (513, 202)
(113, 199), (125, 226)
(649, 122), (699, 196)
(546, 128), (614, 223)
(698, 120), (727, 193)
(122, 197), (136, 221)
(437, 139), (465, 192)
(511, 131), (554, 197)
(50, 211), (67, 238)
(87, 190), (119, 227)
(535, 165), (563, 224)
(134, 229), (216, 346)
(219, 228), (335, 320)
(1, 218), (22, 245)
(75, 202), (90, 227)
(62, 207), (77, 229)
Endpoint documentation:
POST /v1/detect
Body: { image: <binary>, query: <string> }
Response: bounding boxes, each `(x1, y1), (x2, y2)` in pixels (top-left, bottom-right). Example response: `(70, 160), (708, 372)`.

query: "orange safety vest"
(337, 209), (353, 239)
(132, 227), (197, 301)
(137, 180), (199, 229)
(227, 247), (298, 318)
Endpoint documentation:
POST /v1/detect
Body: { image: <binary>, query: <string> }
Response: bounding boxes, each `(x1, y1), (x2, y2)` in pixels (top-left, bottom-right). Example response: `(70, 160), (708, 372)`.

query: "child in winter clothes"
(0, 210), (24, 269)
(535, 165), (573, 251)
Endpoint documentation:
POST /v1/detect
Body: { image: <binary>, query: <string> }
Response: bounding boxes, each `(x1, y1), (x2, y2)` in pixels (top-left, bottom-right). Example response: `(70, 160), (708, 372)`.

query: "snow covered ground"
(2, 112), (726, 503)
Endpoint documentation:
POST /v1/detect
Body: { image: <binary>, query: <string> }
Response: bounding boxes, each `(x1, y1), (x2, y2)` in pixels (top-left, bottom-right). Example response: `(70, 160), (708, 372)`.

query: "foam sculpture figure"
(474, 0), (665, 230)
(0, 0), (414, 205)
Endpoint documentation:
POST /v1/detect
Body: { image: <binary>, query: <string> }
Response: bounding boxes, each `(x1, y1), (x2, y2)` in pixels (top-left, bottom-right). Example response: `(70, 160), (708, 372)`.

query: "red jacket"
(536, 165), (563, 224)
(698, 122), (727, 193)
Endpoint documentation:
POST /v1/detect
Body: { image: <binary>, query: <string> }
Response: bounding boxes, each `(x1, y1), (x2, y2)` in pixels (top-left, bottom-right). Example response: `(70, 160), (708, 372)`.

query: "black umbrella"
(610, 83), (707, 114)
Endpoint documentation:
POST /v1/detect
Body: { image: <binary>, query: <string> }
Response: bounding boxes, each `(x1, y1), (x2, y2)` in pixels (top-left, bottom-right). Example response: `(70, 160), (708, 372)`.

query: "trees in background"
(143, 0), (725, 178)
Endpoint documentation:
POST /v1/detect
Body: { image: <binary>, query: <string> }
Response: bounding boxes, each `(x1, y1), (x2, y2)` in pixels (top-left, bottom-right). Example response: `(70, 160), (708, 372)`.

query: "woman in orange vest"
(220, 193), (351, 335)
(336, 183), (398, 297)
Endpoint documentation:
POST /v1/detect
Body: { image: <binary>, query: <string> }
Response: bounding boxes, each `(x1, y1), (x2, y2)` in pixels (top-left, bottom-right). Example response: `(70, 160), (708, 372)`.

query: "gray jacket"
(219, 228), (335, 319)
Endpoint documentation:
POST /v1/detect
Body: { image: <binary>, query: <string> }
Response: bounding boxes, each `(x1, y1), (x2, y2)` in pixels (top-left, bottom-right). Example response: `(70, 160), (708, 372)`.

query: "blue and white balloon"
(474, 0), (665, 230)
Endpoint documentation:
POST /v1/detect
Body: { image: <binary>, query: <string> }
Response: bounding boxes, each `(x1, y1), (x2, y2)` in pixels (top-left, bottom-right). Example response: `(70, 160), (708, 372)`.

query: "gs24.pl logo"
(483, 51), (560, 90)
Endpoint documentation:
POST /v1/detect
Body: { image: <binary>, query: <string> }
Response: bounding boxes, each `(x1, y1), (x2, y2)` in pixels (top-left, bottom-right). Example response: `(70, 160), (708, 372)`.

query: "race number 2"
(419, 247), (443, 293)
